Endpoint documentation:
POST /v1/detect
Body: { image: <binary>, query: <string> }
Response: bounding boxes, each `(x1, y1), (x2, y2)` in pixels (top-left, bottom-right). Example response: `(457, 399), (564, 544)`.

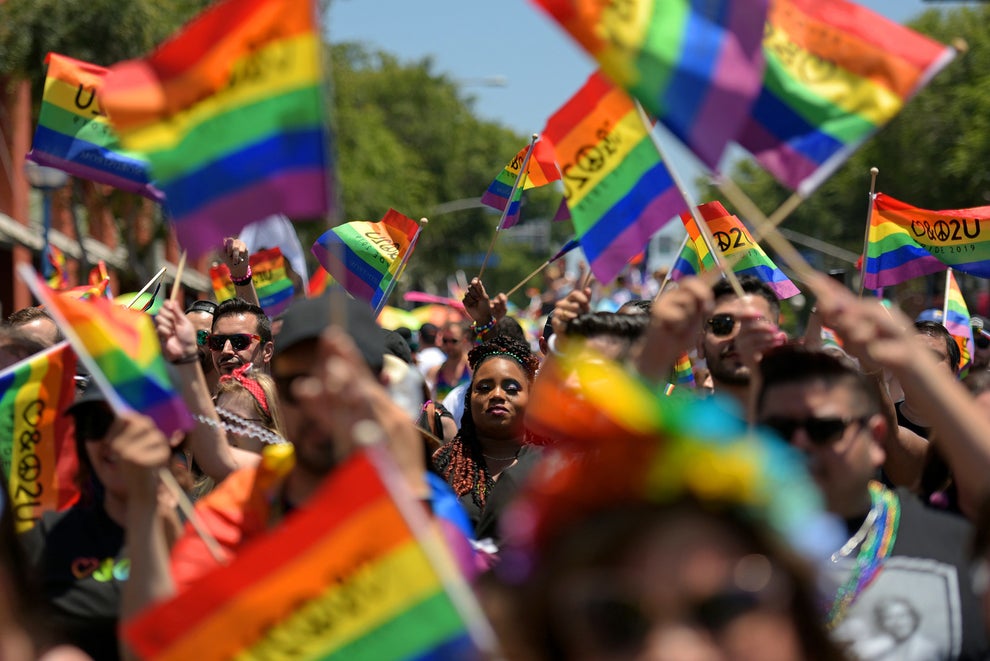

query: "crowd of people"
(2, 236), (990, 661)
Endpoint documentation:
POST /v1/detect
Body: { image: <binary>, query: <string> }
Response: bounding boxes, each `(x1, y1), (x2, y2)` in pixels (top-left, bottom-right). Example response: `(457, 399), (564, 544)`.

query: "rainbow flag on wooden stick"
(943, 269), (975, 377)
(481, 138), (561, 229)
(100, 0), (332, 259)
(22, 267), (190, 437)
(543, 72), (684, 283)
(0, 342), (80, 533)
(28, 53), (161, 200)
(312, 210), (422, 314)
(670, 201), (799, 299)
(124, 449), (481, 660)
(211, 247), (295, 317)
(736, 0), (954, 196)
(534, 0), (769, 169)
(863, 193), (990, 289)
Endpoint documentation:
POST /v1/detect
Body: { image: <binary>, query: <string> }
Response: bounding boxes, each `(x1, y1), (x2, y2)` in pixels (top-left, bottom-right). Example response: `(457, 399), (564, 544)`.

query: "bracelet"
(231, 265), (253, 286)
(170, 352), (200, 365)
(472, 317), (496, 338)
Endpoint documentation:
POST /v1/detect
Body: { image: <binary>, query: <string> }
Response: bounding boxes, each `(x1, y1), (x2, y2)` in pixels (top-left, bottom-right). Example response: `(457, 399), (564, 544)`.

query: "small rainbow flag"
(29, 272), (191, 437)
(673, 352), (695, 388)
(46, 245), (69, 290)
(312, 209), (422, 314)
(669, 201), (799, 299)
(533, 0), (769, 169)
(211, 247), (295, 317)
(0, 342), (80, 532)
(27, 53), (161, 200)
(100, 0), (332, 259)
(863, 193), (990, 289)
(736, 0), (954, 195)
(61, 278), (111, 301)
(943, 269), (975, 377)
(124, 450), (477, 660)
(480, 138), (561, 229)
(543, 72), (684, 283)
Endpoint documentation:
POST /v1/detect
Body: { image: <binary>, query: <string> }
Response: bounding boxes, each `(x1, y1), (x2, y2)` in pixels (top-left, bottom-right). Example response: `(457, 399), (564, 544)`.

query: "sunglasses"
(207, 333), (261, 352)
(761, 415), (870, 446)
(706, 313), (738, 337)
(196, 329), (210, 346)
(274, 373), (307, 405)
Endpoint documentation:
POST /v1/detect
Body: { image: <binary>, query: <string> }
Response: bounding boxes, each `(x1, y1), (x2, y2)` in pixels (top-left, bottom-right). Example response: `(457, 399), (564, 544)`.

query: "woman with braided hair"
(433, 335), (542, 543)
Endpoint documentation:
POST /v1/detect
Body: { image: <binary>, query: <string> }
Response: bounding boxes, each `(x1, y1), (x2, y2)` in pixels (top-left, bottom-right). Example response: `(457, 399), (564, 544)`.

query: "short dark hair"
(564, 311), (648, 343)
(712, 275), (780, 319)
(0, 327), (47, 363)
(914, 320), (960, 373)
(494, 316), (527, 344)
(756, 344), (882, 419)
(4, 307), (63, 343)
(617, 298), (652, 315)
(213, 298), (272, 344)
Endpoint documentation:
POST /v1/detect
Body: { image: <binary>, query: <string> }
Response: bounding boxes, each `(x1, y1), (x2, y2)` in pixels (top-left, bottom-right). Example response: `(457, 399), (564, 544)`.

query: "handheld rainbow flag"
(0, 342), (80, 532)
(669, 201), (800, 299)
(543, 72), (684, 283)
(46, 245), (69, 290)
(943, 269), (975, 377)
(480, 138), (561, 229)
(533, 0), (768, 169)
(61, 278), (111, 301)
(22, 267), (191, 437)
(210, 247), (295, 317)
(673, 352), (695, 388)
(863, 193), (990, 289)
(735, 0), (954, 196)
(27, 53), (161, 200)
(312, 210), (422, 314)
(100, 0), (332, 259)
(124, 449), (480, 660)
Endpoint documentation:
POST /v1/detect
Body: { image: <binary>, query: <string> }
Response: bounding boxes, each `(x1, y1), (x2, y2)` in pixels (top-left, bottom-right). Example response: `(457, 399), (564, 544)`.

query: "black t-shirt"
(459, 444), (542, 544)
(20, 504), (126, 661)
(895, 400), (931, 440)
(829, 488), (987, 660)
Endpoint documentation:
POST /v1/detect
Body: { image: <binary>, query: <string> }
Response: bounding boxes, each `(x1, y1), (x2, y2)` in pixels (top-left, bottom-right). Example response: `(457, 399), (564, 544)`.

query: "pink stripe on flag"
(27, 152), (164, 201)
(173, 170), (328, 258)
(739, 121), (819, 189)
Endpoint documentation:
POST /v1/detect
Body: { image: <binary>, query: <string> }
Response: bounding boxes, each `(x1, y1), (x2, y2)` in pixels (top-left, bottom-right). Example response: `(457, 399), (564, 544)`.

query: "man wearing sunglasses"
(756, 346), (988, 657)
(209, 298), (274, 377)
(185, 300), (219, 392)
(700, 276), (785, 406)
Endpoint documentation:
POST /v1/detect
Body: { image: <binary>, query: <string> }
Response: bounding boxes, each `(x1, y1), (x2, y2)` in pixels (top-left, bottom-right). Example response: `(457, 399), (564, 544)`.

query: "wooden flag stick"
(169, 251), (187, 304)
(634, 101), (745, 298)
(715, 176), (819, 285)
(942, 268), (952, 328)
(124, 267), (167, 309)
(506, 259), (553, 298)
(478, 133), (539, 280)
(654, 233), (690, 300)
(857, 167), (880, 296)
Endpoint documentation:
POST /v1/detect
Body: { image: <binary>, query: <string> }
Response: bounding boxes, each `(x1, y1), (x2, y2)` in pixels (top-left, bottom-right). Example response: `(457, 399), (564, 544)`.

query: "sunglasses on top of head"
(206, 333), (261, 351)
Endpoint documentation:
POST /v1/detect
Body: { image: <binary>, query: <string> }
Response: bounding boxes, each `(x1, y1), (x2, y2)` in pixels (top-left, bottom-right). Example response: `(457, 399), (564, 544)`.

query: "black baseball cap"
(274, 294), (385, 374)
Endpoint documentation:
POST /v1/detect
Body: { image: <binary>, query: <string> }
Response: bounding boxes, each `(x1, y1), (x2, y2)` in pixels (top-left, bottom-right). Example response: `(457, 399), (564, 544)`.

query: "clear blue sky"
(329, 1), (942, 136)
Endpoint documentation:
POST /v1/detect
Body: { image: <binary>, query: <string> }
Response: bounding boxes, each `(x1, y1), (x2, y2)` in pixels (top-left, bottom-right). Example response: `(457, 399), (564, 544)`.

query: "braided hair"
(432, 335), (540, 509)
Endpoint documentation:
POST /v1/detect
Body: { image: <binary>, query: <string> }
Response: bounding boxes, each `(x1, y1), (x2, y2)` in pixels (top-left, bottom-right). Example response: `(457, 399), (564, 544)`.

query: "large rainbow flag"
(27, 53), (161, 200)
(480, 138), (561, 229)
(100, 0), (332, 259)
(124, 450), (477, 660)
(29, 273), (191, 437)
(533, 0), (768, 169)
(943, 269), (975, 377)
(670, 201), (799, 299)
(543, 72), (684, 283)
(211, 247), (295, 317)
(312, 209), (422, 314)
(863, 193), (990, 289)
(0, 342), (80, 533)
(735, 0), (954, 196)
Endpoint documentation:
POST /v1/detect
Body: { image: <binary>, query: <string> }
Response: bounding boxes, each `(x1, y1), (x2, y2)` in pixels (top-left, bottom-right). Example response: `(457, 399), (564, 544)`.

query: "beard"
(706, 346), (751, 387)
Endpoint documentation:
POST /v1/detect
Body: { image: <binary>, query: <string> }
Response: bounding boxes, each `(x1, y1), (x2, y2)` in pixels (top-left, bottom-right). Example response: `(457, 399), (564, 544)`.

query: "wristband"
(231, 265), (253, 286)
(471, 317), (496, 340)
(170, 352), (201, 365)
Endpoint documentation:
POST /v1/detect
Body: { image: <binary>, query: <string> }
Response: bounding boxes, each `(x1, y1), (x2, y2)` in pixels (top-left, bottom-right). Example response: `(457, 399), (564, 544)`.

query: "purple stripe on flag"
(27, 151), (164, 201)
(739, 121), (819, 190)
(588, 187), (682, 283)
(863, 257), (946, 290)
(172, 169), (328, 259)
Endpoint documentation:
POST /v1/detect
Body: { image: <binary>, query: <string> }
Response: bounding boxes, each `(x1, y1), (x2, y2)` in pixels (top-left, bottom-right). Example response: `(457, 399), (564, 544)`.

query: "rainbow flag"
(27, 53), (161, 200)
(943, 269), (975, 377)
(312, 209), (422, 313)
(61, 278), (111, 301)
(480, 138), (561, 229)
(210, 247), (295, 317)
(543, 72), (684, 283)
(736, 0), (954, 196)
(863, 193), (990, 289)
(673, 352), (695, 387)
(0, 342), (80, 533)
(46, 245), (69, 290)
(31, 275), (191, 437)
(124, 450), (476, 660)
(306, 266), (334, 298)
(533, 0), (768, 169)
(669, 201), (799, 299)
(100, 0), (332, 259)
